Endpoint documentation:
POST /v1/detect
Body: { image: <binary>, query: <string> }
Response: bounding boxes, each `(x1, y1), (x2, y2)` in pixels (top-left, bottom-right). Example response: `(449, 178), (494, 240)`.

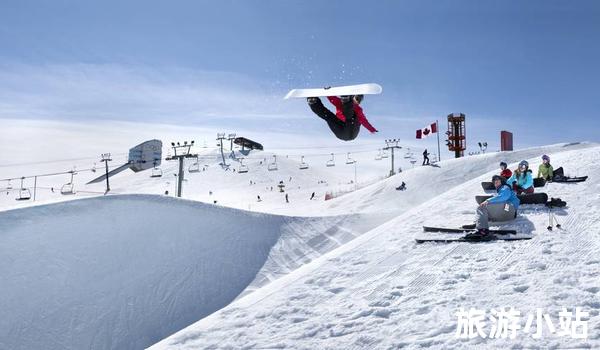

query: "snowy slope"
(319, 142), (593, 217)
(0, 194), (379, 350)
(150, 145), (600, 349)
(0, 195), (289, 350)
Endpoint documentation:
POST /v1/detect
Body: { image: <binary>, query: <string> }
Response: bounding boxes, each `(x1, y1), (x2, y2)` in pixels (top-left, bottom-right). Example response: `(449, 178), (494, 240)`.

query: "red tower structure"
(501, 131), (513, 151)
(447, 113), (466, 158)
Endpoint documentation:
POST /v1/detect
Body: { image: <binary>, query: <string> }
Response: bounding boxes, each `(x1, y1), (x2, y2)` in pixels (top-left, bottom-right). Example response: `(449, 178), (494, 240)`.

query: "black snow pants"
(309, 97), (360, 141)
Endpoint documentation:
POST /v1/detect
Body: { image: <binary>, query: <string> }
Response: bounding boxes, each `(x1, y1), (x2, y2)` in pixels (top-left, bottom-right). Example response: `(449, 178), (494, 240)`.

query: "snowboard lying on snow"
(553, 176), (588, 183)
(552, 167), (588, 183)
(481, 178), (545, 191)
(475, 192), (548, 205)
(416, 226), (530, 243)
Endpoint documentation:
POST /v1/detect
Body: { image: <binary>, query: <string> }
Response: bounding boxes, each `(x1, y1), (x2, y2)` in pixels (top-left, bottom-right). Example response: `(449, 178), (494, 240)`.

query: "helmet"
(499, 161), (507, 168)
(492, 174), (505, 184)
(519, 160), (529, 168)
(542, 155), (550, 162)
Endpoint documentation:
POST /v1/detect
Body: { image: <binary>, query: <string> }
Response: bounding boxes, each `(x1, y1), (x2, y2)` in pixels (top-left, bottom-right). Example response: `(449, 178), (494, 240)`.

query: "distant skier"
(499, 161), (512, 179)
(422, 149), (430, 166)
(395, 182), (406, 191)
(466, 175), (520, 240)
(257, 195), (262, 202)
(506, 160), (534, 194)
(537, 155), (554, 181)
(307, 95), (377, 141)
(285, 193), (289, 203)
(310, 192), (315, 200)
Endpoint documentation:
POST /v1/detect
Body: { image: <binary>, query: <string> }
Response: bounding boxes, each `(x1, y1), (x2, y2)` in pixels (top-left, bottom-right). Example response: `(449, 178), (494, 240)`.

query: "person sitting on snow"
(499, 161), (512, 179)
(537, 155), (554, 181)
(506, 160), (534, 194)
(465, 175), (520, 240)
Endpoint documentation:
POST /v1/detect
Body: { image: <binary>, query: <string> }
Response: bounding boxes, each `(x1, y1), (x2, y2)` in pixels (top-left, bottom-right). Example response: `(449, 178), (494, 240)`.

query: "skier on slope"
(465, 175), (520, 240)
(307, 95), (378, 141)
(537, 155), (554, 181)
(422, 149), (430, 166)
(499, 161), (512, 179)
(506, 160), (534, 194)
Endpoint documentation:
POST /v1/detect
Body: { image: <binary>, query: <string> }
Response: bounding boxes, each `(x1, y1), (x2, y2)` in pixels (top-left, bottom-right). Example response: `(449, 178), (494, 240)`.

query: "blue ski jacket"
(487, 184), (520, 210)
(506, 170), (533, 189)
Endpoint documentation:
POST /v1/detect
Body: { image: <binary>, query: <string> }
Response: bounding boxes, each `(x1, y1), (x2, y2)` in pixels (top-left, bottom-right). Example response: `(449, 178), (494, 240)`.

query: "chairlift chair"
(381, 150), (389, 159)
(150, 160), (163, 178)
(299, 156), (309, 170)
(188, 162), (200, 173)
(375, 149), (383, 161)
(238, 158), (249, 173)
(16, 188), (31, 201)
(345, 152), (355, 165)
(238, 164), (249, 173)
(326, 153), (335, 167)
(61, 171), (76, 195)
(61, 183), (75, 195)
(268, 155), (278, 171)
(151, 167), (163, 178)
(15, 178), (31, 201)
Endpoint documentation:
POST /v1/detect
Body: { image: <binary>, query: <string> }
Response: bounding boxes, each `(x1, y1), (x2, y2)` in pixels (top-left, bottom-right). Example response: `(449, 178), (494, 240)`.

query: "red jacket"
(327, 96), (378, 133)
(500, 168), (513, 178)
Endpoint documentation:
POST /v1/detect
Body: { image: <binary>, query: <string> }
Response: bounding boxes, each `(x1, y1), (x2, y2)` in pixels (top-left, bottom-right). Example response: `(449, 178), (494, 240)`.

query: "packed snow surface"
(1, 142), (599, 349)
(151, 144), (600, 349)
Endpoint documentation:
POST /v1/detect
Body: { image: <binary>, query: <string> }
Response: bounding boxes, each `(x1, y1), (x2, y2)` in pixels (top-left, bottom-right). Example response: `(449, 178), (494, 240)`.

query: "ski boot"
(340, 95), (354, 103)
(464, 228), (493, 241)
(307, 97), (320, 105)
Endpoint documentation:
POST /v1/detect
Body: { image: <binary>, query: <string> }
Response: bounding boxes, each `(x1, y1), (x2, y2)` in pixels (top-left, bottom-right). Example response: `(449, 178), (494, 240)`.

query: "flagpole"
(436, 120), (441, 162)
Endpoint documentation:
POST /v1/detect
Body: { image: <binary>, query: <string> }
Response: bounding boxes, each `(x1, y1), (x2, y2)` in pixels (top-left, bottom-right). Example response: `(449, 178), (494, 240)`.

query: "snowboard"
(475, 192), (548, 205)
(481, 178), (545, 191)
(284, 83), (382, 99)
(553, 176), (588, 183)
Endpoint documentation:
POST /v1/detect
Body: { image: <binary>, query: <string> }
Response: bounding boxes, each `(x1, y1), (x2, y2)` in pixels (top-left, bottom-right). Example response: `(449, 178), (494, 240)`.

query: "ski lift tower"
(216, 133), (227, 167)
(166, 141), (197, 197)
(228, 133), (237, 158)
(447, 113), (466, 158)
(383, 139), (402, 177)
(101, 153), (112, 194)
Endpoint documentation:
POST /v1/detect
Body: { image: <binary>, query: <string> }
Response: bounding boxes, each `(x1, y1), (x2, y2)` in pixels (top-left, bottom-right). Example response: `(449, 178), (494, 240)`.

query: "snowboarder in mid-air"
(307, 95), (378, 141)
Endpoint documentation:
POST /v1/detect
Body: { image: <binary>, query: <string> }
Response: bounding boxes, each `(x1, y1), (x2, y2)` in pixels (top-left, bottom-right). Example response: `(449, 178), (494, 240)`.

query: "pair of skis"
(416, 226), (531, 243)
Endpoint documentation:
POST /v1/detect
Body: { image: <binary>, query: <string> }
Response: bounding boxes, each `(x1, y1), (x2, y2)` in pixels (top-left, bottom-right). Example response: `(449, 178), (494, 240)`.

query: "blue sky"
(1, 0), (599, 152)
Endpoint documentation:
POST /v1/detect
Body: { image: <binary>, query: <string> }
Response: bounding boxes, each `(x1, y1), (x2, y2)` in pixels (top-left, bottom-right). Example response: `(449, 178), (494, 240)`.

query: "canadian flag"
(416, 122), (437, 139)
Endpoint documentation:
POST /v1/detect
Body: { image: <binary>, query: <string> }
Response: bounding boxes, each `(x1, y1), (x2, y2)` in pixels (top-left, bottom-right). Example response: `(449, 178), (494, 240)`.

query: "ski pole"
(552, 212), (562, 229)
